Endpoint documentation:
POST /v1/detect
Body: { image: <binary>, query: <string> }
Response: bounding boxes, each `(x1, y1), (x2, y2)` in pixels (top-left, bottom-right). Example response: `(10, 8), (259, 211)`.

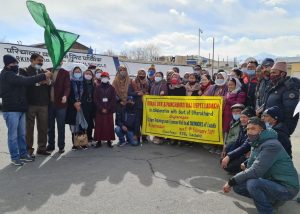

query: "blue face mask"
(232, 114), (241, 121)
(246, 70), (256, 76)
(155, 76), (162, 82)
(148, 70), (155, 78)
(265, 122), (272, 129)
(74, 73), (82, 79)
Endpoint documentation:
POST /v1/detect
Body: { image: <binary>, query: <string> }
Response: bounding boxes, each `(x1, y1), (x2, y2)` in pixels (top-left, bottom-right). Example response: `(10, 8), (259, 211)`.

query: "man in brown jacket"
(46, 62), (70, 153)
(19, 53), (51, 156)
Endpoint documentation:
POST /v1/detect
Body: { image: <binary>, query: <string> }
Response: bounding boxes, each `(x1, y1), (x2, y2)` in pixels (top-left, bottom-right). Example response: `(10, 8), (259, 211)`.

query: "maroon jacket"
(53, 69), (71, 108)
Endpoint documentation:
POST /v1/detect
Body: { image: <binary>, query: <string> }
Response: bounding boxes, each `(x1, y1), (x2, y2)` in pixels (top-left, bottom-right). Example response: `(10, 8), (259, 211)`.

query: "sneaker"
(72, 146), (80, 151)
(37, 150), (51, 156)
(20, 155), (35, 162)
(46, 146), (55, 152)
(107, 141), (113, 148)
(11, 159), (24, 166)
(58, 149), (65, 154)
(118, 141), (127, 147)
(95, 141), (102, 148)
(81, 146), (88, 150)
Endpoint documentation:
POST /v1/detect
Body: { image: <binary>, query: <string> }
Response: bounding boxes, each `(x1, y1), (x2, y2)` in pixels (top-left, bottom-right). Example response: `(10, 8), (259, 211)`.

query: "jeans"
(233, 178), (297, 214)
(3, 112), (28, 160)
(115, 126), (138, 146)
(48, 102), (66, 150)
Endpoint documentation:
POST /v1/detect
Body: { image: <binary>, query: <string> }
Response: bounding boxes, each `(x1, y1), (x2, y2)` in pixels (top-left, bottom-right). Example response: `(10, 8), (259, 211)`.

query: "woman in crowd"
(199, 74), (213, 96)
(150, 72), (168, 144)
(223, 77), (246, 136)
(113, 66), (130, 112)
(185, 73), (200, 96)
(65, 66), (88, 150)
(82, 69), (96, 144)
(94, 68), (103, 87)
(94, 72), (116, 148)
(128, 69), (149, 143)
(182, 72), (190, 85)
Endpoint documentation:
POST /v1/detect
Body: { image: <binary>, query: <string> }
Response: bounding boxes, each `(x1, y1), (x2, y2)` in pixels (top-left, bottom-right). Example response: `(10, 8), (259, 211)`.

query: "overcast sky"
(1, 0), (300, 59)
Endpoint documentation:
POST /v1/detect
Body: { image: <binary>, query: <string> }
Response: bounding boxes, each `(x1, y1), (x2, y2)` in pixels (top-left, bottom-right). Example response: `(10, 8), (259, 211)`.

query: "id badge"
(102, 98), (108, 103)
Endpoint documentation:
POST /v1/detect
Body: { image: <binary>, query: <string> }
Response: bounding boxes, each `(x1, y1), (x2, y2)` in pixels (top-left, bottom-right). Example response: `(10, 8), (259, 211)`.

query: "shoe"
(58, 149), (65, 154)
(81, 146), (88, 150)
(11, 159), (24, 166)
(72, 146), (80, 151)
(20, 155), (35, 162)
(107, 141), (113, 148)
(118, 141), (127, 147)
(37, 150), (51, 156)
(95, 141), (102, 148)
(46, 146), (55, 152)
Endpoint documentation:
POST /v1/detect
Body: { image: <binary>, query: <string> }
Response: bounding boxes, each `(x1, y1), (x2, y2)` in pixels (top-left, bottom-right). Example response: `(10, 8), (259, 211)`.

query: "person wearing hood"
(262, 106), (292, 158)
(182, 72), (190, 85)
(115, 96), (139, 147)
(0, 54), (52, 166)
(229, 68), (246, 92)
(207, 72), (228, 97)
(65, 67), (86, 150)
(19, 53), (51, 156)
(244, 60), (258, 109)
(94, 68), (103, 87)
(150, 72), (168, 144)
(168, 73), (186, 96)
(223, 117), (299, 214)
(264, 61), (300, 135)
(128, 69), (149, 143)
(94, 72), (116, 148)
(221, 107), (255, 174)
(112, 65), (130, 111)
(185, 73), (200, 96)
(223, 77), (246, 135)
(47, 61), (71, 154)
(255, 58), (274, 116)
(147, 65), (156, 92)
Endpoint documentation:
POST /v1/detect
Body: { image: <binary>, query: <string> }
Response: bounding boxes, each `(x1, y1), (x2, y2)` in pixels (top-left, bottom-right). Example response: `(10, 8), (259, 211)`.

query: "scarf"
(185, 82), (200, 95)
(112, 70), (130, 102)
(200, 82), (211, 94)
(72, 81), (84, 101)
(132, 70), (148, 94)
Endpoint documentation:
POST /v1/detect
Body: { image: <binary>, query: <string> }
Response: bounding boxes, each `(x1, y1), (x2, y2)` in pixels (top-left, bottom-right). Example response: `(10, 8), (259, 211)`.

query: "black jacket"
(115, 103), (137, 131)
(19, 65), (50, 106)
(0, 68), (46, 112)
(264, 77), (300, 135)
(273, 122), (292, 158)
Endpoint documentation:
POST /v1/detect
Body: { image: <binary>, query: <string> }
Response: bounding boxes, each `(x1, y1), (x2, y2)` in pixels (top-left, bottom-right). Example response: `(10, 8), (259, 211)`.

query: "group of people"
(0, 53), (300, 213)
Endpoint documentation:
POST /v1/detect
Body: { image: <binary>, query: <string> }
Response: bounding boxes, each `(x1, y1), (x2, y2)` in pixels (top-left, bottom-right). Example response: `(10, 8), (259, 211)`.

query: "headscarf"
(230, 77), (242, 93)
(131, 69), (149, 94)
(166, 70), (175, 84)
(71, 66), (83, 81)
(112, 65), (130, 102)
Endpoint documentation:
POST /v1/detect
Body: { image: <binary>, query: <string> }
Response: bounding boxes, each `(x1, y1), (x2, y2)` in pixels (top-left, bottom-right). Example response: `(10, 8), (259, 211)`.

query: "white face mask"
(215, 79), (225, 86)
(95, 73), (101, 79)
(84, 74), (93, 81)
(101, 77), (109, 83)
(34, 64), (42, 70)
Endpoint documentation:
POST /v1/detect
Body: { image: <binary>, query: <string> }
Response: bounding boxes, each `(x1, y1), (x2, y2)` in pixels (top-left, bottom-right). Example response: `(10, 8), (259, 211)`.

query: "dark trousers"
(47, 102), (66, 150)
(224, 155), (247, 174)
(26, 105), (48, 154)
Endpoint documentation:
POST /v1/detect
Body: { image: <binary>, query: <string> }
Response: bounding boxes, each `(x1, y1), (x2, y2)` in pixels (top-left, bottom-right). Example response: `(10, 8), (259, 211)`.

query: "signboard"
(0, 43), (119, 75)
(142, 95), (224, 145)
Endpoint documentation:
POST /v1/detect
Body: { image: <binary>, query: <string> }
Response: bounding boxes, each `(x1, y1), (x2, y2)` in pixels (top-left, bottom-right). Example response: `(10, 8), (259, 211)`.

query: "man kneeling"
(223, 117), (299, 214)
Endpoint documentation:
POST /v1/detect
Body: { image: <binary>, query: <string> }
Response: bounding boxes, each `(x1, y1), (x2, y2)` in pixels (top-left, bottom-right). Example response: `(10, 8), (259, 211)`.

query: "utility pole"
(211, 37), (215, 76)
(198, 28), (203, 64)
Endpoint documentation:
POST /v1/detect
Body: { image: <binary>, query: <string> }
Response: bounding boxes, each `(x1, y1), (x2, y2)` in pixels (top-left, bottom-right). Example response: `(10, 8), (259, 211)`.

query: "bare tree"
(120, 43), (160, 61)
(103, 49), (116, 56)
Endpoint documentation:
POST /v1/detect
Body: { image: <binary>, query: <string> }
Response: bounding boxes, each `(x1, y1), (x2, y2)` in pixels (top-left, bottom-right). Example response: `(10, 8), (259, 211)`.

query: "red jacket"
(53, 69), (70, 108)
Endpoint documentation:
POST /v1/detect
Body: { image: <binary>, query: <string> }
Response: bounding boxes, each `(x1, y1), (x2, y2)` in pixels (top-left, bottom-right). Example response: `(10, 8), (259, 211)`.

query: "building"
(31, 41), (90, 54)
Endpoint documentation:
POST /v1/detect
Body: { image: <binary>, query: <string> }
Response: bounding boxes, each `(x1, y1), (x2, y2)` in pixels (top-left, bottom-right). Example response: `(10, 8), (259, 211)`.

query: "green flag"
(26, 0), (79, 70)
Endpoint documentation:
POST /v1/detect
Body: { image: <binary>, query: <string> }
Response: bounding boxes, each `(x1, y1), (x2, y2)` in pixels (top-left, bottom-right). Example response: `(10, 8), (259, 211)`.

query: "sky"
(1, 0), (300, 60)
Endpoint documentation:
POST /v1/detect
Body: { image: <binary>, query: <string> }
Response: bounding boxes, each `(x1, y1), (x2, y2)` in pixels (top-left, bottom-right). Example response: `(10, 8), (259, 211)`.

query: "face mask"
(248, 134), (260, 142)
(101, 77), (109, 83)
(148, 70), (155, 78)
(10, 65), (19, 73)
(34, 64), (42, 70)
(232, 114), (241, 121)
(95, 73), (101, 79)
(119, 71), (126, 77)
(246, 70), (256, 76)
(265, 122), (272, 129)
(84, 74), (93, 81)
(215, 79), (225, 86)
(139, 76), (146, 80)
(74, 73), (82, 79)
(155, 76), (162, 83)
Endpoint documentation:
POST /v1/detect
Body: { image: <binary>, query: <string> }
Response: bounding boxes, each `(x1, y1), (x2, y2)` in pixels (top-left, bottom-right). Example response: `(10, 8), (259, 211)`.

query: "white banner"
(0, 43), (119, 75)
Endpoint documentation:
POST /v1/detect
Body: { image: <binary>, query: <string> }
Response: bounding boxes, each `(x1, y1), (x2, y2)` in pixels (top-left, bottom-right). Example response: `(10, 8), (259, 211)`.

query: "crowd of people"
(0, 53), (300, 213)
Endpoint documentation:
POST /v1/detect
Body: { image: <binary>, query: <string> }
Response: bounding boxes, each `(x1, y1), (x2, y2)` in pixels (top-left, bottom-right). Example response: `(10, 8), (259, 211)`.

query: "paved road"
(0, 113), (299, 214)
